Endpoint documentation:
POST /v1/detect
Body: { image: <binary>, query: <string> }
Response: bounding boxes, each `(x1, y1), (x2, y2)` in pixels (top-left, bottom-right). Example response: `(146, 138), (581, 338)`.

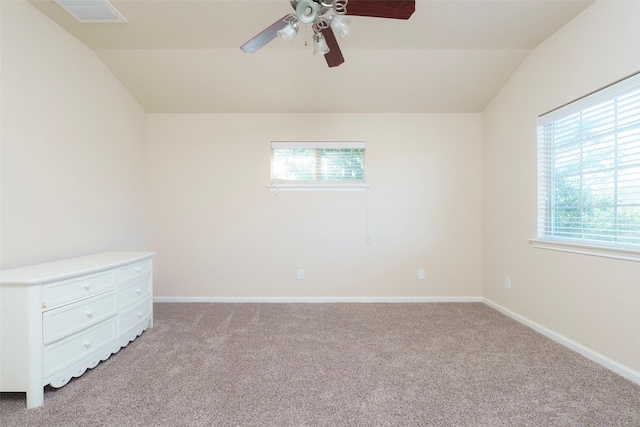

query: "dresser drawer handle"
(136, 267), (142, 273)
(135, 288), (142, 294)
(83, 284), (91, 290)
(83, 340), (91, 348)
(137, 312), (143, 318)
(85, 310), (93, 317)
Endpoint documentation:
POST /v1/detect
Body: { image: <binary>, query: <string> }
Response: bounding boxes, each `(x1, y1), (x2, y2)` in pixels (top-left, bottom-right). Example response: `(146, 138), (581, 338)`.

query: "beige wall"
(0, 1), (147, 269)
(147, 114), (483, 298)
(483, 1), (640, 372)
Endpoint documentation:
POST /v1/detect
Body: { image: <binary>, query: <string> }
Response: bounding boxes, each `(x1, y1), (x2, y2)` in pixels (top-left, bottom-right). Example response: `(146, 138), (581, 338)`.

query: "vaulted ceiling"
(30, 0), (594, 113)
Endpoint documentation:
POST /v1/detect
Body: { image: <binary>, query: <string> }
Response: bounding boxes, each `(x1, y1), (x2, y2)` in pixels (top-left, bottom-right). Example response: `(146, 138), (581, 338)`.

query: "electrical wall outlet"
(297, 269), (305, 280)
(418, 269), (426, 280)
(505, 276), (511, 290)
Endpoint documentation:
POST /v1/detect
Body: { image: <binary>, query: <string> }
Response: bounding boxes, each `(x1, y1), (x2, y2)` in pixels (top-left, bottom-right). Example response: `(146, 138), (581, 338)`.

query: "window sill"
(268, 184), (369, 192)
(529, 239), (640, 262)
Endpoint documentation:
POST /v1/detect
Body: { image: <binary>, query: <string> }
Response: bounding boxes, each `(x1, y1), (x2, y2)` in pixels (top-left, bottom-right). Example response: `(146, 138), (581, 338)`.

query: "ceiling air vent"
(56, 0), (127, 23)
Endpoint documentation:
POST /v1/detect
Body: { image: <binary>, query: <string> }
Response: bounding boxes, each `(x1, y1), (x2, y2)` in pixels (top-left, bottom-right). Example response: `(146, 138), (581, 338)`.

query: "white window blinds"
(270, 142), (366, 191)
(537, 72), (640, 249)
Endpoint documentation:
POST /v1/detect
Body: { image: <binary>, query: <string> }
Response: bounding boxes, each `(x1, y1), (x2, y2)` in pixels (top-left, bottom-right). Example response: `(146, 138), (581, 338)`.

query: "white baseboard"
(483, 298), (640, 386)
(153, 296), (483, 303)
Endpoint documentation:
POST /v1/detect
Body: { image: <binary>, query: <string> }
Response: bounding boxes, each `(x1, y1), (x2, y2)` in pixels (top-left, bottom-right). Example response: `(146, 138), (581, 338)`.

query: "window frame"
(268, 141), (368, 192)
(532, 72), (640, 262)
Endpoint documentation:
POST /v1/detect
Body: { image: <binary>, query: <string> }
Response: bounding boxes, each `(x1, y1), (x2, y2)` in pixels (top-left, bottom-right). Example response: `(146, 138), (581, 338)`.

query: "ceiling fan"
(240, 0), (415, 68)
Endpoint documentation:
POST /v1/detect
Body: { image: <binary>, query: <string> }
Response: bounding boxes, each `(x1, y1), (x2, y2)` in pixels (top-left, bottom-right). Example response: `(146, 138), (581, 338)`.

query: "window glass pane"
(272, 148), (316, 181)
(617, 206), (640, 245)
(320, 149), (364, 181)
(618, 166), (640, 204)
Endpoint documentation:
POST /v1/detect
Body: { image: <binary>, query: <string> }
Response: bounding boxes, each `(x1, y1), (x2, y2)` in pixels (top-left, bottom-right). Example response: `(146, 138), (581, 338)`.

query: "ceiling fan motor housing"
(296, 0), (319, 24)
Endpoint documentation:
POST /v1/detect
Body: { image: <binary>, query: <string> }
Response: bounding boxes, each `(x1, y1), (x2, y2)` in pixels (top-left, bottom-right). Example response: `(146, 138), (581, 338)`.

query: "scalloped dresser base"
(48, 320), (151, 389)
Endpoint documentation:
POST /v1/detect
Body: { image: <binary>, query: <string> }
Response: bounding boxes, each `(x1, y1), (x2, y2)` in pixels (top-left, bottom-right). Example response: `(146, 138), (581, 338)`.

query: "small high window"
(269, 142), (367, 192)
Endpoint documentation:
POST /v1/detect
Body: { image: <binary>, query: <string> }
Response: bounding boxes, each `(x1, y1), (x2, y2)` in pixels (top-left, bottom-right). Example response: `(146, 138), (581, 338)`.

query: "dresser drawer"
(117, 276), (151, 309)
(116, 259), (151, 284)
(43, 291), (117, 345)
(43, 271), (115, 309)
(44, 319), (117, 377)
(119, 298), (152, 337)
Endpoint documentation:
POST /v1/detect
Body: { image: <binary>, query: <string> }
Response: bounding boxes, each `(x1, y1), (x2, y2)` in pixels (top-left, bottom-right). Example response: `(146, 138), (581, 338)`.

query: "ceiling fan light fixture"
(313, 33), (330, 56)
(240, 0), (415, 67)
(329, 14), (351, 38)
(296, 0), (319, 24)
(277, 22), (299, 45)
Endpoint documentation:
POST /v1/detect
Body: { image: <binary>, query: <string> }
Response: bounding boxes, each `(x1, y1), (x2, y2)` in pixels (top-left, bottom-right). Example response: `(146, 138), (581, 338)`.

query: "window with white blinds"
(537, 72), (640, 252)
(269, 142), (367, 191)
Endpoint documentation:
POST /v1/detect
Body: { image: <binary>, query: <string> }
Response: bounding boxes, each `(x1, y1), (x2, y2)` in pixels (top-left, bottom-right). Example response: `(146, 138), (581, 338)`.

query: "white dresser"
(0, 251), (154, 408)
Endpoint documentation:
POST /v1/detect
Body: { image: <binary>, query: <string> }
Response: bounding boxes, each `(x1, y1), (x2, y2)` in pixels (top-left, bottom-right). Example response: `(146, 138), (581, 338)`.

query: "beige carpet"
(2, 302), (639, 426)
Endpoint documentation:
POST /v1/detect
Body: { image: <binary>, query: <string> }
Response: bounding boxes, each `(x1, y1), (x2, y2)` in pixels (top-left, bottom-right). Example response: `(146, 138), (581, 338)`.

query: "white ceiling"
(30, 0), (594, 113)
